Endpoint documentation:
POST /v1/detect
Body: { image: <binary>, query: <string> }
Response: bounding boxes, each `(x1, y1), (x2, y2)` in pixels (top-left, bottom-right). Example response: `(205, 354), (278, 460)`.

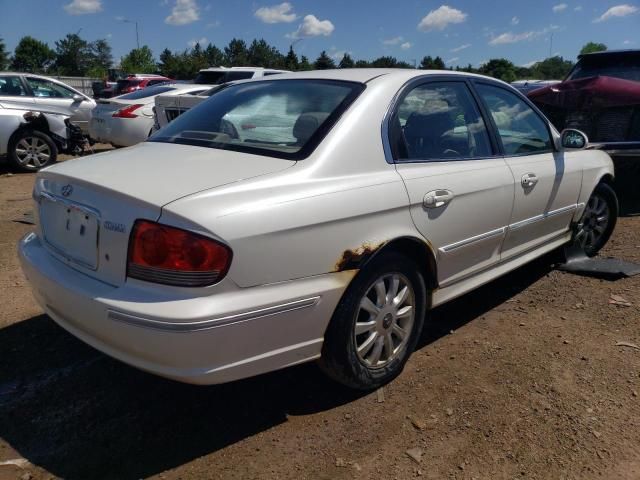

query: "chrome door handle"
(423, 189), (454, 209)
(521, 173), (539, 189)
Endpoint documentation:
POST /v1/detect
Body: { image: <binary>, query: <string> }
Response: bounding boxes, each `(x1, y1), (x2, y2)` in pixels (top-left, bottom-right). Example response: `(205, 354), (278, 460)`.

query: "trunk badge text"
(61, 185), (73, 197)
(104, 221), (126, 234)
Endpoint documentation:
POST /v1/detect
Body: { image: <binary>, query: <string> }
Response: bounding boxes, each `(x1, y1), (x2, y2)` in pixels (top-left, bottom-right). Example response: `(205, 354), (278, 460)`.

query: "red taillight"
(112, 104), (143, 118)
(127, 220), (232, 287)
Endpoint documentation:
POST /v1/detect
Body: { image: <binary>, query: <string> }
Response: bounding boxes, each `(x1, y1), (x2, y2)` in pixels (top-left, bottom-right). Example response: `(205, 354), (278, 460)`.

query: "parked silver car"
(0, 73), (96, 133)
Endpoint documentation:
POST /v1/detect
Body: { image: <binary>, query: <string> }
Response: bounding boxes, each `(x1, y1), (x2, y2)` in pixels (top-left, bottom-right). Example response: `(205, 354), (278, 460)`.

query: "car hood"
(44, 141), (296, 206)
(528, 75), (640, 109)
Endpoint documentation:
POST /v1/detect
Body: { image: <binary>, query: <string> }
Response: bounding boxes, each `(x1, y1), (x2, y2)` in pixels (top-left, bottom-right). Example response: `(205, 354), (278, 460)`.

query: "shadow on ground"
(0, 256), (553, 480)
(612, 156), (640, 217)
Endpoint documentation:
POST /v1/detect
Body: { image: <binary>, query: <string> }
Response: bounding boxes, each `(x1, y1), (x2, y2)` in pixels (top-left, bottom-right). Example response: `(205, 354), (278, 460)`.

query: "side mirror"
(560, 129), (588, 150)
(72, 94), (84, 103)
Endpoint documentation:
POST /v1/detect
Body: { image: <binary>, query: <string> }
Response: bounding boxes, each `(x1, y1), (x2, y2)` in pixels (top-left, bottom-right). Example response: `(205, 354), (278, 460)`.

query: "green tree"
(120, 46), (156, 74)
(370, 56), (412, 68)
(479, 58), (517, 82)
(338, 53), (355, 68)
(529, 56), (574, 80)
(284, 46), (299, 71)
(314, 51), (335, 70)
(354, 59), (370, 68)
(204, 43), (225, 67)
(54, 33), (93, 75)
(86, 39), (112, 78)
(298, 55), (312, 71)
(224, 38), (249, 66)
(247, 38), (284, 68)
(419, 55), (445, 69)
(580, 42), (607, 56)
(0, 38), (9, 70)
(10, 36), (56, 73)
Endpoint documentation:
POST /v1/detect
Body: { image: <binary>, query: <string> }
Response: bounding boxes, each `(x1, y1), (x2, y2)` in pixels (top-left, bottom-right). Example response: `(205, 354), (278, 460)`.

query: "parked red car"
(115, 74), (172, 96)
(528, 50), (640, 152)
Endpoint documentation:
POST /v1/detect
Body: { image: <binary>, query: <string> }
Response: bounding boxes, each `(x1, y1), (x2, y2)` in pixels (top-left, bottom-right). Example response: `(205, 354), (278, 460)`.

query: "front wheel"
(8, 129), (57, 172)
(319, 252), (427, 390)
(572, 182), (618, 257)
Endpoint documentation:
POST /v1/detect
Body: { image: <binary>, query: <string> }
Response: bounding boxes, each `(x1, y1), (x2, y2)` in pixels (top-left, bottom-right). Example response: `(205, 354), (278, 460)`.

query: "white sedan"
(19, 70), (617, 389)
(89, 84), (210, 147)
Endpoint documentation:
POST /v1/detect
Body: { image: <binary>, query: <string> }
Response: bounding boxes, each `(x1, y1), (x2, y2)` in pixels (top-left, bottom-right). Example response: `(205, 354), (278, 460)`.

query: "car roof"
(198, 66), (288, 72)
(578, 49), (640, 59)
(243, 68), (503, 85)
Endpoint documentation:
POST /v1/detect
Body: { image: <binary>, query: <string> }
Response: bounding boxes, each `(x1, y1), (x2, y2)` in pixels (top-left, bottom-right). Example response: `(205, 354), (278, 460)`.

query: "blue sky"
(0, 0), (637, 67)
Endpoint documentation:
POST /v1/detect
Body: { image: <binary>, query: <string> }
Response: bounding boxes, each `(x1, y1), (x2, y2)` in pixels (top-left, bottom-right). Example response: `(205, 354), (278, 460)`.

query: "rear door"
(391, 78), (514, 287)
(473, 82), (582, 260)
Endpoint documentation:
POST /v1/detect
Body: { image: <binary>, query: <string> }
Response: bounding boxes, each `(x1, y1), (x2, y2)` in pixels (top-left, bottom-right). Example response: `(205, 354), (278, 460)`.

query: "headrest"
(293, 112), (330, 144)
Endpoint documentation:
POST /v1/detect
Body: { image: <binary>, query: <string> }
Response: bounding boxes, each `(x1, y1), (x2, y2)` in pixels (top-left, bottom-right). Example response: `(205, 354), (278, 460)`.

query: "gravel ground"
(0, 149), (639, 480)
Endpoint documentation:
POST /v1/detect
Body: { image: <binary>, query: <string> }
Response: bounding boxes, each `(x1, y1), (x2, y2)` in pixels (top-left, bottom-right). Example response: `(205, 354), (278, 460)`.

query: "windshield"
(568, 55), (640, 82)
(148, 79), (365, 160)
(193, 70), (255, 85)
(118, 85), (177, 99)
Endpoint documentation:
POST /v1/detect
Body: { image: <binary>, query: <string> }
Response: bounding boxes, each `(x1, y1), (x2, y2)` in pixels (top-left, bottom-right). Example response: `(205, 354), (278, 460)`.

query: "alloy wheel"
(575, 193), (611, 250)
(14, 136), (51, 169)
(354, 273), (415, 368)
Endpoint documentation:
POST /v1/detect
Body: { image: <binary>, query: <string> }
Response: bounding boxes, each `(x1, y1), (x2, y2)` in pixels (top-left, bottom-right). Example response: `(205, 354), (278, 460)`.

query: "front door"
(26, 77), (90, 131)
(474, 83), (582, 260)
(391, 79), (514, 288)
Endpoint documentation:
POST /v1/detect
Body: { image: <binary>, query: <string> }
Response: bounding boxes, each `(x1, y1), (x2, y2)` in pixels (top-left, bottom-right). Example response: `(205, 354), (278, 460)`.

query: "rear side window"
(193, 71), (255, 84)
(149, 79), (365, 160)
(118, 85), (177, 99)
(475, 83), (552, 155)
(0, 76), (27, 96)
(393, 81), (492, 161)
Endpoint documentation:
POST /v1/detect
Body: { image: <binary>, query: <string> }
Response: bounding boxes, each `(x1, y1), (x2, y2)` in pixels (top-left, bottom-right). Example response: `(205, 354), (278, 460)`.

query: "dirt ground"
(0, 149), (639, 480)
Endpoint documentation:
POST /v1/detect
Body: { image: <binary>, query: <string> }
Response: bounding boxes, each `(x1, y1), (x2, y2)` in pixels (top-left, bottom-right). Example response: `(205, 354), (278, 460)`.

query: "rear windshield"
(193, 70), (255, 84)
(118, 85), (177, 99)
(148, 79), (365, 160)
(568, 55), (640, 82)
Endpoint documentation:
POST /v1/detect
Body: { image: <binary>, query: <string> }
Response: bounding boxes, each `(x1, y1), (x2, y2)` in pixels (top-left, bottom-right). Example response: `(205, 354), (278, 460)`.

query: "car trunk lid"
(35, 142), (295, 286)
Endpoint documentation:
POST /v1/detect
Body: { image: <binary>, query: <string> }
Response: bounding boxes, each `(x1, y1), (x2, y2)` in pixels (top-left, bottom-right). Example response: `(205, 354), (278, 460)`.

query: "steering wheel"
(442, 148), (461, 157)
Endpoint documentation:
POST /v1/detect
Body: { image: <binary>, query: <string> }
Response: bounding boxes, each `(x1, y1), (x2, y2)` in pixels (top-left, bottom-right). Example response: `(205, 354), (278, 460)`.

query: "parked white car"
(89, 84), (210, 147)
(0, 73), (96, 133)
(193, 66), (288, 85)
(153, 84), (226, 130)
(0, 104), (86, 171)
(19, 70), (617, 389)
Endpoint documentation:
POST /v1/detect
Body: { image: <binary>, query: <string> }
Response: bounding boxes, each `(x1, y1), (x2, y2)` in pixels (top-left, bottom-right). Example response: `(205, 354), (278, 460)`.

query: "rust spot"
(334, 242), (384, 272)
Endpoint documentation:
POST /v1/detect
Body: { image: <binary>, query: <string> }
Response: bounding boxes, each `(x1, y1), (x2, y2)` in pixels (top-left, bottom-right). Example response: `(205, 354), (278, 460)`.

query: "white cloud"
(165, 0), (200, 26)
(188, 37), (208, 47)
(522, 60), (540, 68)
(623, 39), (635, 44)
(445, 57), (459, 64)
(574, 5), (583, 11)
(511, 16), (519, 25)
(418, 5), (467, 32)
(594, 4), (638, 22)
(288, 14), (334, 38)
(451, 43), (471, 52)
(254, 2), (297, 24)
(329, 48), (351, 60)
(552, 3), (568, 12)
(401, 42), (412, 50)
(383, 36), (404, 45)
(206, 20), (220, 28)
(106, 33), (112, 39)
(64, 0), (102, 15)
(489, 26), (558, 45)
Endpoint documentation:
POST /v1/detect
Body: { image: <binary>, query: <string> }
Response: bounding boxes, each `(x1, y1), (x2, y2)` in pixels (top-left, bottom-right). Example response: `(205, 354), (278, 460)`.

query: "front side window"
(476, 83), (552, 155)
(26, 77), (75, 98)
(0, 76), (27, 96)
(393, 81), (492, 161)
(149, 79), (364, 159)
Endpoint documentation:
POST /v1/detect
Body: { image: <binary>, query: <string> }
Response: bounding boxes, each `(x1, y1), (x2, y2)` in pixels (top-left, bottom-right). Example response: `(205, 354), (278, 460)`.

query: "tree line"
(0, 34), (607, 83)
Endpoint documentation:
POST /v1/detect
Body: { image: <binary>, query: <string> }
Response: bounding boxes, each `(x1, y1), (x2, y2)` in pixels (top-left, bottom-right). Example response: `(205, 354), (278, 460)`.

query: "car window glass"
(26, 77), (75, 98)
(118, 85), (176, 99)
(476, 84), (552, 155)
(568, 56), (640, 82)
(0, 76), (27, 96)
(395, 82), (492, 161)
(149, 79), (364, 160)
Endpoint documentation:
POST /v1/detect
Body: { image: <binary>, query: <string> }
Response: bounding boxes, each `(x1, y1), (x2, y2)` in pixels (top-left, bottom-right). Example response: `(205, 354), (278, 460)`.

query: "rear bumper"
(18, 232), (354, 384)
(89, 116), (152, 147)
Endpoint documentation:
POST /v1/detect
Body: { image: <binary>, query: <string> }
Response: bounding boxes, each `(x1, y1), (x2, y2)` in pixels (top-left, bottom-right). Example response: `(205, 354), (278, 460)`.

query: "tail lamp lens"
(113, 104), (143, 118)
(127, 220), (232, 287)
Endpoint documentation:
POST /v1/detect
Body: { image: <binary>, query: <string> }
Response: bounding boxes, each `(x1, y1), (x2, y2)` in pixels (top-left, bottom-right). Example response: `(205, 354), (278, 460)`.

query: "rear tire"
(572, 182), (618, 257)
(8, 129), (57, 172)
(319, 252), (427, 390)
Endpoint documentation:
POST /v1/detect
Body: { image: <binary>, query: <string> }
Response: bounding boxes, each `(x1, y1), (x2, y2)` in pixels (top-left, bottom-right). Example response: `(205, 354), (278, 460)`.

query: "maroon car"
(528, 50), (640, 152)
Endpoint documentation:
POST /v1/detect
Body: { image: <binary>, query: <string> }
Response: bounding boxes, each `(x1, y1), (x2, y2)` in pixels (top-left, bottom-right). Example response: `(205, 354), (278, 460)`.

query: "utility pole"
(120, 18), (140, 49)
(549, 33), (554, 58)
